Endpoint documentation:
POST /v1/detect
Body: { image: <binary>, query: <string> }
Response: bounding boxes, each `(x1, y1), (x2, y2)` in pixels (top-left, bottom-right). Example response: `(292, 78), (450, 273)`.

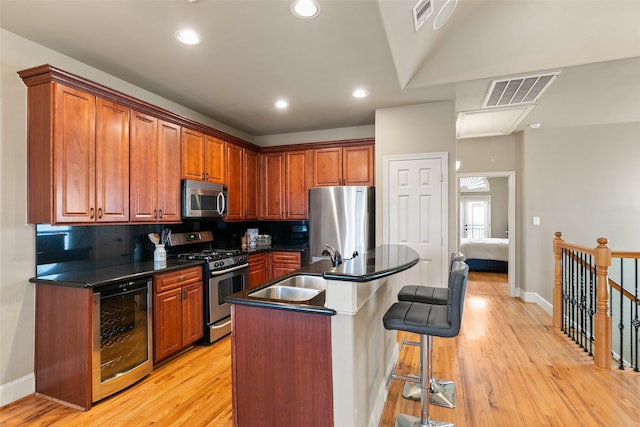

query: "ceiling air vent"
(483, 72), (560, 107)
(413, 0), (433, 32)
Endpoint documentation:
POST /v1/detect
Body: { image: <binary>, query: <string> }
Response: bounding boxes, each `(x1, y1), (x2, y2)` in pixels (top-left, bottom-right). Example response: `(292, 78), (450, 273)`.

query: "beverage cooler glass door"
(92, 278), (153, 402)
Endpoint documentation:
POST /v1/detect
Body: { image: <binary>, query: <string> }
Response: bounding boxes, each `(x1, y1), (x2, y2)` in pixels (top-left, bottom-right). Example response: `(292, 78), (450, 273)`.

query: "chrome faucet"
(322, 244), (343, 267)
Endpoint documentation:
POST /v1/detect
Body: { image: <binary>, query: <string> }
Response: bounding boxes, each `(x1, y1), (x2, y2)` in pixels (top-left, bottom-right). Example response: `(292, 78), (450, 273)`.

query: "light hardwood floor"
(2, 272), (640, 426)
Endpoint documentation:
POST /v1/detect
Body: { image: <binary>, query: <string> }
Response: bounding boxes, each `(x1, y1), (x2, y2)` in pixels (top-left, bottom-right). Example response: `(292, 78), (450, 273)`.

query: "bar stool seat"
(383, 261), (468, 427)
(396, 252), (465, 406)
(398, 252), (465, 305)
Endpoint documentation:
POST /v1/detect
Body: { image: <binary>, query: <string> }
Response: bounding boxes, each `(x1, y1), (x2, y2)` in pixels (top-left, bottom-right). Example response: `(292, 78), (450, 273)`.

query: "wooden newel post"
(553, 232), (564, 329)
(594, 237), (612, 369)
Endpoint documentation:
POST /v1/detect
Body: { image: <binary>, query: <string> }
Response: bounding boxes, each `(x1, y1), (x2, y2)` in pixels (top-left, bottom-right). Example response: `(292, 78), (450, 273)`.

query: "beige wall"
(374, 101), (457, 250)
(522, 122), (640, 302)
(254, 125), (374, 146)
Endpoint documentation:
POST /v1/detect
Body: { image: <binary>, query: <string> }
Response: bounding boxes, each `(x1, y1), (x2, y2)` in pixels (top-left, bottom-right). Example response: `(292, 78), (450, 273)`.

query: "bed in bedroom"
(460, 237), (509, 273)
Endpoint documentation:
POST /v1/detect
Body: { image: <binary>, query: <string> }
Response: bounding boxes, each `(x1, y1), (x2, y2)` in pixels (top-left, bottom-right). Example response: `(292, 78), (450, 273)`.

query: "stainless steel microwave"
(182, 180), (228, 219)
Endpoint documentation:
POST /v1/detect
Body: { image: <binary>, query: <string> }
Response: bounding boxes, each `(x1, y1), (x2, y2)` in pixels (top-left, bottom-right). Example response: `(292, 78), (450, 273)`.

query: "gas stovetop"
(168, 231), (247, 270)
(177, 249), (243, 261)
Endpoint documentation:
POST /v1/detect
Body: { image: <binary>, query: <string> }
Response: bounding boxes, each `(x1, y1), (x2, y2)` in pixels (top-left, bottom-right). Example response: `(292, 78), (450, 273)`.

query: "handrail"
(553, 232), (612, 369)
(554, 232), (640, 372)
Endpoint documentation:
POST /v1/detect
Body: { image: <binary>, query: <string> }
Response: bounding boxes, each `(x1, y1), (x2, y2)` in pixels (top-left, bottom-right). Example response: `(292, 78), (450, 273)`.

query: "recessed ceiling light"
(175, 29), (201, 45)
(275, 99), (289, 109)
(291, 0), (320, 19)
(352, 88), (369, 98)
(528, 122), (542, 129)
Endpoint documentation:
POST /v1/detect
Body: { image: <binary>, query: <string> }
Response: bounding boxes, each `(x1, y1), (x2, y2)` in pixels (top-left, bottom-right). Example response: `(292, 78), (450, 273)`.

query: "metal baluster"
(588, 253), (595, 356)
(631, 258), (640, 372)
(619, 259), (625, 370)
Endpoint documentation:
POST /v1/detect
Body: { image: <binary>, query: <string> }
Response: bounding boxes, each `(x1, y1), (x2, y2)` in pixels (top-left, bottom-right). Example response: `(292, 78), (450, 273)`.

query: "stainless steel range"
(168, 231), (248, 344)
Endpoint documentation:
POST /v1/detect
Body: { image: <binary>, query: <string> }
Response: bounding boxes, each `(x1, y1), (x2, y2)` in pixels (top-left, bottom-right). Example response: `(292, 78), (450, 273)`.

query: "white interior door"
(384, 153), (447, 286)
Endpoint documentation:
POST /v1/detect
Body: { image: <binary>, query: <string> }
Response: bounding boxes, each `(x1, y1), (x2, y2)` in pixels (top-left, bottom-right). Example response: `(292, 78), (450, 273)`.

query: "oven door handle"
(210, 263), (249, 276)
(211, 319), (232, 330)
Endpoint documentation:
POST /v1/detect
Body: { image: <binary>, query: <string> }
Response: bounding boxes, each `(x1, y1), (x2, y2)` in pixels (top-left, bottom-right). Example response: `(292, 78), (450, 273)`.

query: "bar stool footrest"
(402, 377), (456, 408)
(395, 414), (455, 427)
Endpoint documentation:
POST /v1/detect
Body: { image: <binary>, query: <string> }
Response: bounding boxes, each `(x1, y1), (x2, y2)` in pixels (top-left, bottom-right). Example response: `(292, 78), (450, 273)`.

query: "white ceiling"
(1, 0), (639, 138)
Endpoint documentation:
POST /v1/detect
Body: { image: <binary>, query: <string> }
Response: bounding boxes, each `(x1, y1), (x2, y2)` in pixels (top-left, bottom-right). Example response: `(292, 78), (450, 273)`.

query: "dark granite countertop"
(29, 259), (205, 288)
(226, 245), (419, 315)
(323, 244), (419, 282)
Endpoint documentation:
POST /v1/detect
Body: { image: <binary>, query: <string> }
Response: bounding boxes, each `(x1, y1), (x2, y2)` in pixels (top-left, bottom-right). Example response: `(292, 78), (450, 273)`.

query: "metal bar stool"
(383, 261), (469, 427)
(396, 252), (465, 407)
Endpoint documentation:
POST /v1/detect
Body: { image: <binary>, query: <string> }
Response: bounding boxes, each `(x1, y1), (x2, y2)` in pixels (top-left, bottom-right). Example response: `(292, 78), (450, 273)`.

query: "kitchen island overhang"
(227, 244), (419, 427)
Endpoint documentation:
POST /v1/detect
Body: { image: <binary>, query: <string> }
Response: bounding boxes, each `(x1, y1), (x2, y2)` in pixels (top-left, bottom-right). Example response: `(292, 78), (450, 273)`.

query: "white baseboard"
(0, 373), (35, 407)
(521, 290), (553, 316)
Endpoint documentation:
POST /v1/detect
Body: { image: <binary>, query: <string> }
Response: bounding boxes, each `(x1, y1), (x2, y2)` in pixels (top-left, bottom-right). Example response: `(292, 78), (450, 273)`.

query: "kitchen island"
(226, 244), (419, 427)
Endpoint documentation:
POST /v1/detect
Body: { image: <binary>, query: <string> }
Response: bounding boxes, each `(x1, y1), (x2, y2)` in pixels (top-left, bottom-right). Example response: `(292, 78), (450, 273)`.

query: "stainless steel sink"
(249, 285), (321, 302)
(272, 274), (326, 290)
(248, 274), (326, 302)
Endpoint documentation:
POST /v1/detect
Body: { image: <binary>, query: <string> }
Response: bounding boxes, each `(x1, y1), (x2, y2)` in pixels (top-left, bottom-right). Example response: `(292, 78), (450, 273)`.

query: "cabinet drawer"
(270, 252), (301, 264)
(154, 266), (203, 293)
(249, 252), (267, 266)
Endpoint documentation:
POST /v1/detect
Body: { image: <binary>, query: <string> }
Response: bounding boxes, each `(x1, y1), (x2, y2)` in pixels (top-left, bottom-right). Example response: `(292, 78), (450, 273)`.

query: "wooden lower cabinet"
(34, 283), (93, 410)
(153, 266), (204, 364)
(231, 304), (333, 427)
(248, 252), (268, 289)
(269, 251), (301, 281)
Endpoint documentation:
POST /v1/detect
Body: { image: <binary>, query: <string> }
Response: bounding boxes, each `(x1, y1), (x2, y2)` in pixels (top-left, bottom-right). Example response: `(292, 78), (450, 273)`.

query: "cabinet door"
(244, 149), (259, 220)
(248, 252), (267, 289)
(285, 150), (309, 219)
(269, 252), (301, 281)
(154, 288), (182, 363)
(181, 128), (205, 181)
(260, 152), (285, 219)
(157, 120), (182, 222)
(225, 143), (244, 220)
(312, 147), (342, 187)
(182, 282), (204, 346)
(343, 145), (374, 186)
(53, 84), (96, 223)
(129, 110), (158, 222)
(95, 98), (129, 222)
(204, 135), (225, 184)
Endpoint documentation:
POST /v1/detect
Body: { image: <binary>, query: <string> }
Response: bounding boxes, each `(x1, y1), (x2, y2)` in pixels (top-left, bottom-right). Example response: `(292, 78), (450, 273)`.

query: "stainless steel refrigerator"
(308, 186), (375, 263)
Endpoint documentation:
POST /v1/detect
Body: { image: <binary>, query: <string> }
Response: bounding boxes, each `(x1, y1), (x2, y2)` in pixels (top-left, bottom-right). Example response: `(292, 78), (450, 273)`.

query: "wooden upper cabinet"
(28, 82), (130, 224)
(129, 111), (158, 222)
(285, 150), (309, 219)
(181, 129), (225, 184)
(181, 128), (205, 181)
(311, 144), (374, 187)
(95, 98), (130, 222)
(243, 149), (259, 220)
(312, 147), (342, 187)
(260, 150), (309, 220)
(260, 152), (285, 220)
(52, 85), (96, 223)
(225, 142), (244, 220)
(343, 145), (374, 186)
(157, 120), (182, 222)
(204, 135), (225, 184)
(130, 112), (181, 223)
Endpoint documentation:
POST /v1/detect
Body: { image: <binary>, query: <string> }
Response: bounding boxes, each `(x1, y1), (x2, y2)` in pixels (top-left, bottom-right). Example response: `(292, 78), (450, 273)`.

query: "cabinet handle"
(205, 172), (209, 180)
(98, 208), (103, 219)
(183, 289), (188, 299)
(154, 209), (158, 219)
(90, 208), (95, 219)
(179, 276), (185, 282)
(159, 209), (163, 219)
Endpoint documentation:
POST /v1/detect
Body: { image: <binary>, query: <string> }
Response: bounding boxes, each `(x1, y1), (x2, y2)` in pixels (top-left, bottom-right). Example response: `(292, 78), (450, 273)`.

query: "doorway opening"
(457, 171), (516, 297)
